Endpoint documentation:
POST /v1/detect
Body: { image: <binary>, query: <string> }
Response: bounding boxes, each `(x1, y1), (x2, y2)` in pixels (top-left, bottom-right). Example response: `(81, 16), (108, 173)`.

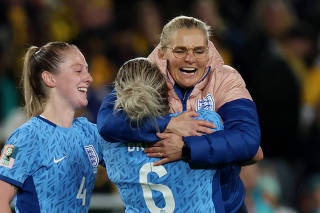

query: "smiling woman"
(159, 27), (209, 89)
(0, 42), (105, 213)
(98, 15), (262, 213)
(50, 46), (92, 113)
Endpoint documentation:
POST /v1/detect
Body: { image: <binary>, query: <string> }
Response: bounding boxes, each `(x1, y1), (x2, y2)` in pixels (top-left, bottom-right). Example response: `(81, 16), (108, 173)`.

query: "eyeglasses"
(166, 46), (208, 59)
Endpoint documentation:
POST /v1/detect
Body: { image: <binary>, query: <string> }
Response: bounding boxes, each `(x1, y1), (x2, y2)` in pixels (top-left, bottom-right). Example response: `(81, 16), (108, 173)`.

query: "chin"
(76, 100), (88, 109)
(182, 82), (197, 88)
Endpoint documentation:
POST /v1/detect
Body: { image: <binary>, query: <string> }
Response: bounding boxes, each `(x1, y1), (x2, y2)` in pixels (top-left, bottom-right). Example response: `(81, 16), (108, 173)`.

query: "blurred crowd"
(0, 0), (320, 212)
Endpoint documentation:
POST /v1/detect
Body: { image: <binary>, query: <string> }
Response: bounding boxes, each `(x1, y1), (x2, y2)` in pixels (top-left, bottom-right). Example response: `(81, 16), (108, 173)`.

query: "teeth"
(180, 68), (196, 73)
(78, 88), (87, 92)
(182, 67), (196, 71)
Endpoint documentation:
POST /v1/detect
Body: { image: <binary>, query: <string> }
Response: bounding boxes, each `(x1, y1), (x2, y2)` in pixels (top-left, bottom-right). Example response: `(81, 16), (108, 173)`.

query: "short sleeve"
(0, 128), (42, 188)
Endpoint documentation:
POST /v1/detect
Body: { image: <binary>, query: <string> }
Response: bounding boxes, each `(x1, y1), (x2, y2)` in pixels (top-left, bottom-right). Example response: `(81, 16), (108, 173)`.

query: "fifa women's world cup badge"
(0, 145), (19, 168)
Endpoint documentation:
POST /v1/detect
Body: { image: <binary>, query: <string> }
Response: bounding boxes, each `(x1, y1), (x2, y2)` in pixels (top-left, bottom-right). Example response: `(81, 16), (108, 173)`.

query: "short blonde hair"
(160, 15), (211, 49)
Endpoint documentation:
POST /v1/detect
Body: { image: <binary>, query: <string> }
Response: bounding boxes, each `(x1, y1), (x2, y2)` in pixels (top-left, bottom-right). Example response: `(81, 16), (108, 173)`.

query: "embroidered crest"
(0, 145), (19, 168)
(84, 145), (99, 173)
(196, 94), (215, 111)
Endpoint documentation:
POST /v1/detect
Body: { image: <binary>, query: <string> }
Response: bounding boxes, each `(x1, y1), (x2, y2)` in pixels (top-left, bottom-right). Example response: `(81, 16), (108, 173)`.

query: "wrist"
(165, 117), (174, 133)
(181, 143), (191, 162)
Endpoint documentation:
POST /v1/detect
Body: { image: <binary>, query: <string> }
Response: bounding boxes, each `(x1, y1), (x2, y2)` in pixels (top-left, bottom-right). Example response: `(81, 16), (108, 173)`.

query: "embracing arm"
(97, 91), (170, 143)
(184, 98), (261, 165)
(97, 91), (215, 143)
(0, 180), (17, 213)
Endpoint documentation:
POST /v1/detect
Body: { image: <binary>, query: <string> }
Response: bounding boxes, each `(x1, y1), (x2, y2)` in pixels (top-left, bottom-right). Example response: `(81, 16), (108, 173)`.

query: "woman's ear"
(158, 48), (165, 59)
(41, 71), (55, 88)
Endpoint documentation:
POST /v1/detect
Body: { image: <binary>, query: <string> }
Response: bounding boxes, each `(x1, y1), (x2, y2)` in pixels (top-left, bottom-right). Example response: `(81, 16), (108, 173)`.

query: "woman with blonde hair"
(98, 16), (262, 213)
(0, 42), (104, 212)
(101, 57), (224, 212)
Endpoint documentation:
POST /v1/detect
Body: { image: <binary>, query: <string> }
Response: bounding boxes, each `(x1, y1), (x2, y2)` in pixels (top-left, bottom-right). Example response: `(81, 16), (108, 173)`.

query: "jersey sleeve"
(97, 90), (171, 143)
(96, 128), (107, 167)
(0, 128), (42, 188)
(194, 110), (224, 131)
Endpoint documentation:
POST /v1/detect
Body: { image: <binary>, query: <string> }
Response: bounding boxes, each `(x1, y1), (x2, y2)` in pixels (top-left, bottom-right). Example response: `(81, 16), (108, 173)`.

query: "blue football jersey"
(0, 116), (104, 213)
(101, 110), (224, 213)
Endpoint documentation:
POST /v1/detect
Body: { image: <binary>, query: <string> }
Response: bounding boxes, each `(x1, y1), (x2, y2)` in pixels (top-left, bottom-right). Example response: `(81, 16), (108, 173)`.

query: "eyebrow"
(71, 64), (88, 69)
(173, 45), (207, 49)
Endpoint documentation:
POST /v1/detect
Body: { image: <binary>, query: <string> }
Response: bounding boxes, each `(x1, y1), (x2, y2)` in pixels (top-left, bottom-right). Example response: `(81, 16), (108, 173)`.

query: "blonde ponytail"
(22, 46), (45, 118)
(114, 58), (169, 126)
(22, 42), (76, 118)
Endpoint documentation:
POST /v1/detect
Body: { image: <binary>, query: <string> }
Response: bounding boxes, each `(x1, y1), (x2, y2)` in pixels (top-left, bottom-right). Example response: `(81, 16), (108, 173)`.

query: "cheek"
(169, 59), (182, 71)
(198, 60), (209, 72)
(199, 58), (209, 67)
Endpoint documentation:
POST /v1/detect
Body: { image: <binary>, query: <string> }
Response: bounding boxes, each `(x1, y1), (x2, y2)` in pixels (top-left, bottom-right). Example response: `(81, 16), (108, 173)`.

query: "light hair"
(160, 15), (211, 49)
(22, 41), (78, 118)
(114, 58), (169, 125)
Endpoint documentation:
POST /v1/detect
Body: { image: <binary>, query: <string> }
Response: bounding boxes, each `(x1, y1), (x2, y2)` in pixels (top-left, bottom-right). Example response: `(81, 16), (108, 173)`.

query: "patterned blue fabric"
(101, 110), (224, 213)
(0, 116), (104, 213)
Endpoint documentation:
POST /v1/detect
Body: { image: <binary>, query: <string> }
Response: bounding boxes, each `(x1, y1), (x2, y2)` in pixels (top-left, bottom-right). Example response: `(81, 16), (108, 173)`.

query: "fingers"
(156, 132), (171, 139)
(197, 120), (215, 129)
(153, 158), (169, 166)
(194, 132), (203, 136)
(146, 151), (164, 158)
(144, 147), (162, 154)
(183, 111), (200, 118)
(197, 126), (214, 134)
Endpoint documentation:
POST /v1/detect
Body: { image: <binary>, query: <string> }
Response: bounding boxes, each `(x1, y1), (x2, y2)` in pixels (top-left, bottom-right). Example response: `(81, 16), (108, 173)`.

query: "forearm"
(0, 202), (12, 213)
(0, 180), (16, 213)
(184, 99), (261, 165)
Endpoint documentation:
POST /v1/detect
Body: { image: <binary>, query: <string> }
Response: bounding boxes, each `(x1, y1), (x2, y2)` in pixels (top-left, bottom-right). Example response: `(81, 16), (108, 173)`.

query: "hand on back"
(144, 132), (184, 166)
(165, 111), (215, 136)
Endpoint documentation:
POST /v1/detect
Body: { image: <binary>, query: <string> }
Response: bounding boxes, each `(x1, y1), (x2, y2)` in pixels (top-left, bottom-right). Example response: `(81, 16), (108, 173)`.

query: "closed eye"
(193, 48), (206, 54)
(173, 48), (187, 53)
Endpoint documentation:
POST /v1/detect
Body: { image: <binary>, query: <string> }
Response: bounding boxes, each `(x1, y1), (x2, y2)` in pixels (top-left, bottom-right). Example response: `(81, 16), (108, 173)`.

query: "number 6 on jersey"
(139, 163), (175, 212)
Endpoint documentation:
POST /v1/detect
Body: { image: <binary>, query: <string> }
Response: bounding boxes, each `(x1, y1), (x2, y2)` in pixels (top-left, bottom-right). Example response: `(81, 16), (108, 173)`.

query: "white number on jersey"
(139, 163), (175, 212)
(76, 176), (87, 206)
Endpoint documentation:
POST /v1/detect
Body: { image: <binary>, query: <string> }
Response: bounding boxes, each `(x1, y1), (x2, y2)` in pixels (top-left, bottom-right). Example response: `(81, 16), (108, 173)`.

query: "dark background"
(1, 0), (320, 212)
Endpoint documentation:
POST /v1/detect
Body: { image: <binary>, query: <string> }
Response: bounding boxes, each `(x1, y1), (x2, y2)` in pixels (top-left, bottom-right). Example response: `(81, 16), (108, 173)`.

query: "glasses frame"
(166, 46), (209, 59)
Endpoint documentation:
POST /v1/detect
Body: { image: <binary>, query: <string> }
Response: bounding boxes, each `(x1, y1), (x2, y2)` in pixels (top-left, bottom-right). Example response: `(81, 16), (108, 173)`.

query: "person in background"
(0, 42), (104, 213)
(98, 16), (262, 213)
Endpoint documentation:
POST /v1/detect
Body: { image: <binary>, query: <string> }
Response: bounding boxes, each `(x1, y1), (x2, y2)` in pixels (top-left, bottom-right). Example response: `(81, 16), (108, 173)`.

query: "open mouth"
(78, 87), (88, 93)
(180, 68), (197, 73)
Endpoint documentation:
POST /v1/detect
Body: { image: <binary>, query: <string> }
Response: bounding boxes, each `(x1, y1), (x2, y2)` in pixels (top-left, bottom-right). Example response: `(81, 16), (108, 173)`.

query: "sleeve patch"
(0, 145), (19, 168)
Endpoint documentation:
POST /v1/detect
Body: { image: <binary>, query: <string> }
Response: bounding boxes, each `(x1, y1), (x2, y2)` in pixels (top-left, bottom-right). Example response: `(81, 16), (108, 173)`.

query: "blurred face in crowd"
(159, 28), (209, 89)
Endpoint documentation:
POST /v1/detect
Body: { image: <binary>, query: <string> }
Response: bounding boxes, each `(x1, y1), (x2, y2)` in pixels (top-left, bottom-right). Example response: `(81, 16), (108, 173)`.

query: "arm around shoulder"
(184, 99), (261, 165)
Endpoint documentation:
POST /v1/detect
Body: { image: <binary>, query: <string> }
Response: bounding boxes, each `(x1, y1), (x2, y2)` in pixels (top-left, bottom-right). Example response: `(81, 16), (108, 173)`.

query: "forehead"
(170, 28), (207, 48)
(60, 47), (87, 68)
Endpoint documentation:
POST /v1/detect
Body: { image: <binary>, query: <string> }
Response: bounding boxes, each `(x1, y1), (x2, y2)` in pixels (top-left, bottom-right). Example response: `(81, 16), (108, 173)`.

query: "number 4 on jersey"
(76, 176), (87, 206)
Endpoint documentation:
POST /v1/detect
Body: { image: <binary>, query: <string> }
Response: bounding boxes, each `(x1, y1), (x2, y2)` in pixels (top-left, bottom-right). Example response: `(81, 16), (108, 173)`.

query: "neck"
(41, 98), (76, 128)
(176, 84), (193, 92)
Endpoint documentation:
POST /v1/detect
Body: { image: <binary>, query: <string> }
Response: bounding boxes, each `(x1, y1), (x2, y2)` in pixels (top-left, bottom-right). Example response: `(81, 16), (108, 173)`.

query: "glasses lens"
(172, 47), (187, 59)
(171, 47), (207, 59)
(193, 48), (207, 59)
